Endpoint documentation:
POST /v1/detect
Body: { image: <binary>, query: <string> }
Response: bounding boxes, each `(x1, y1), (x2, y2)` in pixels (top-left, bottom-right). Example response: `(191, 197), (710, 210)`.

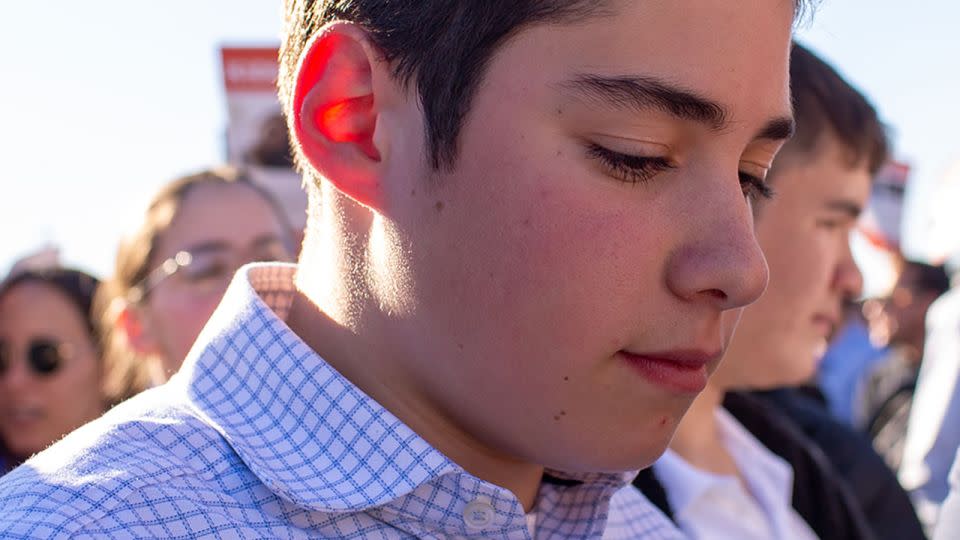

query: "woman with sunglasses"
(0, 268), (135, 472)
(98, 166), (296, 385)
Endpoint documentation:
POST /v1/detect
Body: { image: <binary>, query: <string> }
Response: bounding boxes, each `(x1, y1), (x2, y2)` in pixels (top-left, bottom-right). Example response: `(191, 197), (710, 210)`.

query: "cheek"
(150, 293), (223, 356)
(719, 296), (796, 388)
(34, 356), (102, 434)
(466, 184), (661, 354)
(757, 237), (830, 334)
(761, 220), (836, 302)
(732, 303), (824, 388)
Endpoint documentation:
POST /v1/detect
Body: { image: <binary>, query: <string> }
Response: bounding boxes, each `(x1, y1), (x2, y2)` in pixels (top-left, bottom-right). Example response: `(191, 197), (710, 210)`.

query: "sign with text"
(221, 45), (306, 233)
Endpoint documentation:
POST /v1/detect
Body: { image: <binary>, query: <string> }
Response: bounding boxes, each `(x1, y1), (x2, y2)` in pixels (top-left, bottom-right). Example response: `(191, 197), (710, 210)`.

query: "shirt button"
(462, 498), (495, 529)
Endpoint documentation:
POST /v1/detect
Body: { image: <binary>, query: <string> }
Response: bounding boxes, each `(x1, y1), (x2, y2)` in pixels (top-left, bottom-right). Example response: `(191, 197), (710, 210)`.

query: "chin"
(609, 444), (672, 472)
(585, 429), (675, 473)
(778, 363), (818, 389)
(6, 441), (37, 460)
(553, 449), (667, 475)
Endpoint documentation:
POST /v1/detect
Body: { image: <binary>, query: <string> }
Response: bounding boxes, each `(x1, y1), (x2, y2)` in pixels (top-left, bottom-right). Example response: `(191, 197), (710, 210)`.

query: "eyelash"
(587, 143), (674, 184)
(587, 143), (775, 202)
(740, 172), (775, 202)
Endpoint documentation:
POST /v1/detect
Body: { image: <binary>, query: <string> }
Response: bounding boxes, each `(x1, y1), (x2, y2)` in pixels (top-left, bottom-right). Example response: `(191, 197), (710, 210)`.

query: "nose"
(665, 181), (769, 311)
(0, 355), (32, 394)
(834, 232), (864, 301)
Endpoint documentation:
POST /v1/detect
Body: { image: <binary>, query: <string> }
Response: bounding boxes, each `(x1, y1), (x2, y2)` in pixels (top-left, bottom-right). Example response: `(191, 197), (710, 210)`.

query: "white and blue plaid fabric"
(0, 264), (681, 539)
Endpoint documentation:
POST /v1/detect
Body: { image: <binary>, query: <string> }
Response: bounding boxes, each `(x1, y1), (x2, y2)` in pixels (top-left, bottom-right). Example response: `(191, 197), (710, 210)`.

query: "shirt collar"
(172, 263), (459, 513)
(654, 447), (728, 518)
(715, 407), (794, 504)
(172, 263), (633, 516)
(653, 407), (794, 517)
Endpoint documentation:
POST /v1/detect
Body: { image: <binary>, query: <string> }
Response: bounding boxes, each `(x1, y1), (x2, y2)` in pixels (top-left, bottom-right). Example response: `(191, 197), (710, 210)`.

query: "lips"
(812, 313), (839, 339)
(617, 349), (719, 393)
(4, 405), (44, 427)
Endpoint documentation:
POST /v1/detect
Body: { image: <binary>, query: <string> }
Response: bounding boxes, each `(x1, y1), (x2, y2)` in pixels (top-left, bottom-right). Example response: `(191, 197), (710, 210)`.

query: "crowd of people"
(0, 1), (958, 539)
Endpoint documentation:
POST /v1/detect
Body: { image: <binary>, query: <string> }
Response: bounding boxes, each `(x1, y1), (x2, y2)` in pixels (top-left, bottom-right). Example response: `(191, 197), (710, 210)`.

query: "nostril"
(703, 289), (727, 302)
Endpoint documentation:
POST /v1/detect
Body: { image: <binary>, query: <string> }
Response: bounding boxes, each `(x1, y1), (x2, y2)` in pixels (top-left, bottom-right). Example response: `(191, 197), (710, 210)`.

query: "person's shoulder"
(0, 386), (238, 538)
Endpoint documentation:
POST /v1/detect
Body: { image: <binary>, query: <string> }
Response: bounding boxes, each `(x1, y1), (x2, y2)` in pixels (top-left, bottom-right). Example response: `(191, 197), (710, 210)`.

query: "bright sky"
(2, 1), (959, 286)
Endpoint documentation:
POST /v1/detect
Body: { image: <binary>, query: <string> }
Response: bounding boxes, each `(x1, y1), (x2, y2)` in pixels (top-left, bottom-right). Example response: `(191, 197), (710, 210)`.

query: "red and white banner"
(859, 160), (910, 253)
(221, 46), (307, 234)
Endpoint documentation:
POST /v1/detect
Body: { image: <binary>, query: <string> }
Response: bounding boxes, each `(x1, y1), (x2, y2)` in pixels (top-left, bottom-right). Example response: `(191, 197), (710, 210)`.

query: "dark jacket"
(634, 391), (879, 540)
(859, 350), (919, 470)
(753, 388), (926, 540)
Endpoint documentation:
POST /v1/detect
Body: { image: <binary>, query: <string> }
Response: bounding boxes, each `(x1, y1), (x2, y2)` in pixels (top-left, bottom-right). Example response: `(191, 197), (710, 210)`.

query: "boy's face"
(370, 0), (794, 472)
(881, 266), (939, 351)
(713, 131), (871, 391)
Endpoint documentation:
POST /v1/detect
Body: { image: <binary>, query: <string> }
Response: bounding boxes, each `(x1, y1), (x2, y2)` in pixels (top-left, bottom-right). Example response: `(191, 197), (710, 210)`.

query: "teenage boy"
(0, 1), (803, 537)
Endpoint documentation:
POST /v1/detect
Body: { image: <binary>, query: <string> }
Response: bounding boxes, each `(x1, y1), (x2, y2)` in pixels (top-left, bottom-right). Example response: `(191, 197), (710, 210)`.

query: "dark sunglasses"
(0, 339), (69, 377)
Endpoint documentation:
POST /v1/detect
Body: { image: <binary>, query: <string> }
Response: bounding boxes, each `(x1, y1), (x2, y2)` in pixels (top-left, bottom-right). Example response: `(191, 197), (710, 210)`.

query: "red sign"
(221, 47), (280, 93)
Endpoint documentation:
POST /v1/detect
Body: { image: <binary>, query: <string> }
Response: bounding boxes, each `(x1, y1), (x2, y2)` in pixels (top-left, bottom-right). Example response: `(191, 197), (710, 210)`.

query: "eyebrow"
(250, 234), (285, 249)
(755, 117), (795, 142)
(180, 234), (283, 256)
(825, 199), (863, 219)
(180, 240), (232, 255)
(562, 74), (794, 141)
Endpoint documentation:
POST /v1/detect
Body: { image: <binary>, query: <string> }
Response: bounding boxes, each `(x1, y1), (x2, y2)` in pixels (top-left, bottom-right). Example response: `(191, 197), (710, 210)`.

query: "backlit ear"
(112, 299), (160, 357)
(292, 23), (387, 209)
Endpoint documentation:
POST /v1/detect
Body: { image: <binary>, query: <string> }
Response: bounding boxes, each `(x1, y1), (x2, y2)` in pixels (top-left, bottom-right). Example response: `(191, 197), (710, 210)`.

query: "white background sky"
(2, 1), (959, 290)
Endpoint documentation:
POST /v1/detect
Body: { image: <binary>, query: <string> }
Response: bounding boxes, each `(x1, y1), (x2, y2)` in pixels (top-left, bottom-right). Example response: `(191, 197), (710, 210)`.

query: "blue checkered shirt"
(0, 264), (681, 539)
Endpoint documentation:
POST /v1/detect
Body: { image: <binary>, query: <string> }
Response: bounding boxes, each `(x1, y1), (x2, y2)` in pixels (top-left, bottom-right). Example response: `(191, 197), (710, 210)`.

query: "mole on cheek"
(434, 201), (444, 213)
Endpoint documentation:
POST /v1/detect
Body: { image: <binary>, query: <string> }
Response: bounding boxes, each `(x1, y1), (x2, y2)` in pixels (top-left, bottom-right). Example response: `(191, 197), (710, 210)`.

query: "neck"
(288, 192), (544, 511)
(669, 381), (739, 476)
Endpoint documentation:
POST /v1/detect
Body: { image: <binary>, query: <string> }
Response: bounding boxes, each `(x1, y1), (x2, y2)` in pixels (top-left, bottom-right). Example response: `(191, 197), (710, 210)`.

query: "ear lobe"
(293, 23), (385, 209)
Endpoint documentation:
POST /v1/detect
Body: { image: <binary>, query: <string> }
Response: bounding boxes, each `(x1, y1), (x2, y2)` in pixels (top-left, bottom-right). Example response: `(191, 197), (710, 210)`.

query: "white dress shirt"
(653, 408), (820, 540)
(0, 264), (681, 539)
(901, 285), (960, 528)
(934, 448), (960, 540)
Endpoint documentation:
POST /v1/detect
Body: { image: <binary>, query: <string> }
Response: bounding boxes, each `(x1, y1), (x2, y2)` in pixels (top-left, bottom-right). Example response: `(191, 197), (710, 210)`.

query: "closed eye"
(816, 215), (857, 231)
(739, 172), (774, 202)
(586, 143), (675, 184)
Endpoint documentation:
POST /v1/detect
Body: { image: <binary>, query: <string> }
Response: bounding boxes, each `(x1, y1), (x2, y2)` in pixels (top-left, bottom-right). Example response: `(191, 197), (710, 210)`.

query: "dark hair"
(279, 0), (814, 174)
(0, 268), (100, 340)
(781, 42), (889, 176)
(247, 114), (295, 168)
(901, 260), (951, 298)
(0, 268), (136, 407)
